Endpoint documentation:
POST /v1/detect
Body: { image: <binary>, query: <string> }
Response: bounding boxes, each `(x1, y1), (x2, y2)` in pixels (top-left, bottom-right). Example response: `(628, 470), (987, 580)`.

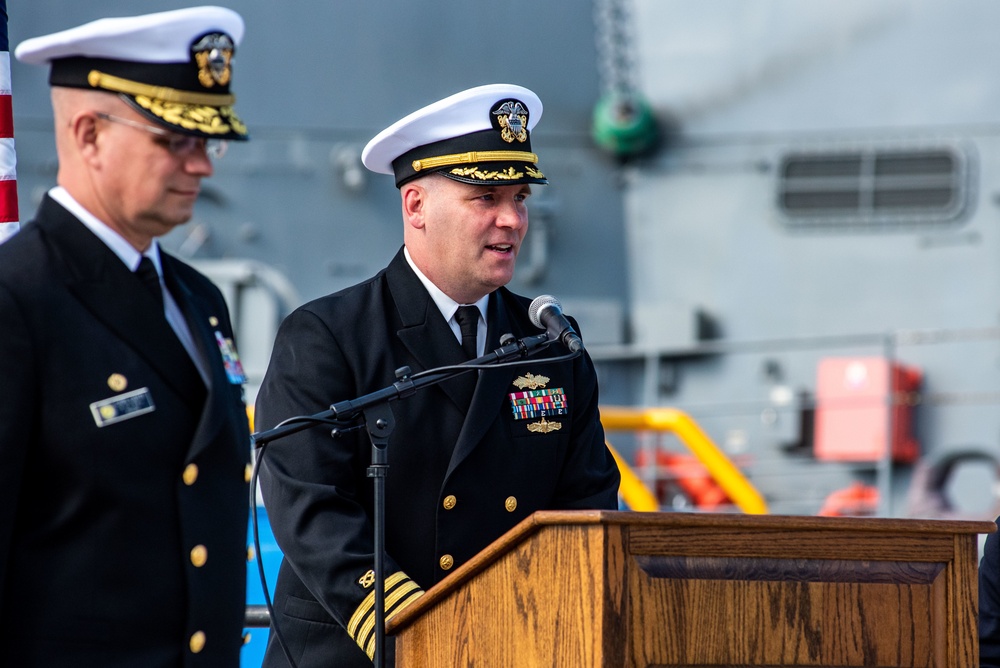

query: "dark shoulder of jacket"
(0, 222), (46, 283)
(496, 287), (535, 330)
(291, 264), (391, 320)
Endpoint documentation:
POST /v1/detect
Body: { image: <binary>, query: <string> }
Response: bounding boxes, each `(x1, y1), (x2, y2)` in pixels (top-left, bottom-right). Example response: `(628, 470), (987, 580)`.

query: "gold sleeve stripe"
(347, 571), (410, 636)
(347, 570), (423, 654)
(382, 583), (424, 631)
(357, 579), (422, 646)
(359, 580), (425, 659)
(412, 150), (538, 172)
(87, 70), (236, 106)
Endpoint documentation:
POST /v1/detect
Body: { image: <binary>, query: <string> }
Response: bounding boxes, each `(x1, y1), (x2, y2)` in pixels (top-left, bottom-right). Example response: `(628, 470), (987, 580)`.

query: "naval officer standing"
(0, 7), (253, 666)
(256, 83), (621, 667)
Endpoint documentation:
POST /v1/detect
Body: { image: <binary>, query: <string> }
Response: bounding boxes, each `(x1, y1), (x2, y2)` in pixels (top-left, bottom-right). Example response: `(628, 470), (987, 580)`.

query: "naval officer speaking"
(255, 83), (621, 667)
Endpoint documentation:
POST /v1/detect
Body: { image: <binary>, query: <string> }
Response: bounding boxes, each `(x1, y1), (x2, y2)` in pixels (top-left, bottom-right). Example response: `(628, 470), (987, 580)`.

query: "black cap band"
(392, 128), (546, 187)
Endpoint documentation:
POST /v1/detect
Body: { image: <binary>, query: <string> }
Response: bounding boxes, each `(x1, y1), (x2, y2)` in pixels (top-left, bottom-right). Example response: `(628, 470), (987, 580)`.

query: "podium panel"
(387, 511), (992, 667)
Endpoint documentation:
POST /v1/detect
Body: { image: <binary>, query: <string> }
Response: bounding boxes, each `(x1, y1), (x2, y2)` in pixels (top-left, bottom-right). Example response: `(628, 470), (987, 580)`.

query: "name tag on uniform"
(89, 387), (155, 427)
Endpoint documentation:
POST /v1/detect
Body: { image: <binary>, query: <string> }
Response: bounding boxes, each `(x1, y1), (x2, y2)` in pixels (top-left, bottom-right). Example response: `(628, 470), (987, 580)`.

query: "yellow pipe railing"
(605, 442), (660, 512)
(602, 406), (768, 515)
(250, 404), (765, 513)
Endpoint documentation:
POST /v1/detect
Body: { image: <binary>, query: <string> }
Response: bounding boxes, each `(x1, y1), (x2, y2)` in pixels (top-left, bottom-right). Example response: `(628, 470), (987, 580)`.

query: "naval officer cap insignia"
(14, 6), (248, 141)
(361, 83), (547, 188)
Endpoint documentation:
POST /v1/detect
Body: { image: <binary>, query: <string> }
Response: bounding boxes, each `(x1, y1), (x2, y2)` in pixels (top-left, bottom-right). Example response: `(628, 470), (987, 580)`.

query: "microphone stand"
(252, 332), (550, 668)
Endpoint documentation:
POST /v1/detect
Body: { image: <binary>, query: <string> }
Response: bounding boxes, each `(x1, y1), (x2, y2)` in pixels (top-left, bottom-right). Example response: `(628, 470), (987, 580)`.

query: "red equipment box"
(814, 357), (921, 463)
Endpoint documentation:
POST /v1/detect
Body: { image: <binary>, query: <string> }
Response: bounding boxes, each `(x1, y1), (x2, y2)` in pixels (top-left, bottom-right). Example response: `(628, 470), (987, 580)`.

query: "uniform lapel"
(385, 250), (543, 478)
(446, 291), (520, 477)
(386, 251), (472, 411)
(161, 256), (228, 457)
(36, 197), (205, 414)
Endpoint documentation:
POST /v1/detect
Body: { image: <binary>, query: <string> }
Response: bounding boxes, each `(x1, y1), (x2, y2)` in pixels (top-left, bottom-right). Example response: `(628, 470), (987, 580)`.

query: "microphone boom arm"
(249, 330), (549, 668)
(251, 332), (549, 446)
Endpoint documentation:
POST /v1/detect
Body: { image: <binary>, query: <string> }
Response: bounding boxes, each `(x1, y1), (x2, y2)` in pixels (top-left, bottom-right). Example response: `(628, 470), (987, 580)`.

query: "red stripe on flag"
(0, 178), (18, 222)
(0, 94), (11, 139)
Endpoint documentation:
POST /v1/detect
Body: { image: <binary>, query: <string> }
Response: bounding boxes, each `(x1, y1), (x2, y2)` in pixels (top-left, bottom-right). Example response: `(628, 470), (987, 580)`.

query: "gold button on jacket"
(505, 496), (517, 512)
(189, 631), (206, 654)
(442, 494), (457, 510)
(190, 545), (208, 567)
(439, 554), (454, 571)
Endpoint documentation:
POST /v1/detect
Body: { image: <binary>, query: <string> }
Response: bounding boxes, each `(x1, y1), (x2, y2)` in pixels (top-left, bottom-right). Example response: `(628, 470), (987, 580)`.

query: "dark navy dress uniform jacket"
(257, 248), (621, 667)
(0, 196), (251, 667)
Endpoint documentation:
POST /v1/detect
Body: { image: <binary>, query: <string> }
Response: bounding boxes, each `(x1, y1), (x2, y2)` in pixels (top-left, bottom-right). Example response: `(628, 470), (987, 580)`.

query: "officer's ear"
(74, 112), (101, 158)
(52, 89), (102, 165)
(401, 180), (429, 231)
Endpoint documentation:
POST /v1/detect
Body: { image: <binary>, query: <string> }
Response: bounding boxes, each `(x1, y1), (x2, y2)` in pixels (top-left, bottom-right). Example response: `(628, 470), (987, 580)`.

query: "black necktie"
(136, 256), (164, 309)
(454, 305), (479, 359)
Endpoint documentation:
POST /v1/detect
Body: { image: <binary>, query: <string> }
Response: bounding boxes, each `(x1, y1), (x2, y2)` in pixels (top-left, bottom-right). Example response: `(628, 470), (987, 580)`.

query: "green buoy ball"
(591, 92), (659, 159)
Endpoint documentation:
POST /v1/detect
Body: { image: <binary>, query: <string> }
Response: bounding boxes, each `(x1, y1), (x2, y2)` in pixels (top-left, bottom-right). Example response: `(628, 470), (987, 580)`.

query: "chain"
(593, 0), (638, 98)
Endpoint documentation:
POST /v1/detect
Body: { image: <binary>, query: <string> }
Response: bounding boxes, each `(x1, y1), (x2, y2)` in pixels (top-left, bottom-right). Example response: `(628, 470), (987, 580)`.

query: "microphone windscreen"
(528, 294), (560, 328)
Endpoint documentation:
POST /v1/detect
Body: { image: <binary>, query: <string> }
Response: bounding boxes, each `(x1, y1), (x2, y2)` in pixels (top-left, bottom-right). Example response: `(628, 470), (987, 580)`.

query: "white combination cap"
(15, 6), (248, 140)
(362, 83), (546, 188)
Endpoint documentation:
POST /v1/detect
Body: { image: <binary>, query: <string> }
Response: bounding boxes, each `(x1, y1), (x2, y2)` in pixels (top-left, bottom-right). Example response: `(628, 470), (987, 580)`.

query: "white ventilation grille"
(778, 147), (970, 229)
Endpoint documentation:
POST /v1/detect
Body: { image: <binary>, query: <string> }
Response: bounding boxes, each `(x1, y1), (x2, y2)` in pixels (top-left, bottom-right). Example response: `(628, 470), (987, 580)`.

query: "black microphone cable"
(250, 440), (297, 668)
(250, 414), (351, 668)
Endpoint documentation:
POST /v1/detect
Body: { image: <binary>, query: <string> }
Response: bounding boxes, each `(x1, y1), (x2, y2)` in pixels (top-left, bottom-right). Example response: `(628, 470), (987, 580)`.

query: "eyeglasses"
(95, 112), (229, 159)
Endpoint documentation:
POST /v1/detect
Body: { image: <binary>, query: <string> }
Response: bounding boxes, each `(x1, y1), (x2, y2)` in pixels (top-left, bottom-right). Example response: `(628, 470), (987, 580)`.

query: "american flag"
(0, 0), (18, 244)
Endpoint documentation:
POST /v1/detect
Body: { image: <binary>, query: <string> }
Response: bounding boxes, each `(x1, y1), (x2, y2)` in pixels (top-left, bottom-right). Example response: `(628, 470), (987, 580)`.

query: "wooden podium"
(386, 510), (993, 667)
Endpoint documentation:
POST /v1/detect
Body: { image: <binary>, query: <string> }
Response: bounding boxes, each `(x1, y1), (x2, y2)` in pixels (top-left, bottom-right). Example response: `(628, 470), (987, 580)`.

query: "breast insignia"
(527, 417), (562, 434)
(513, 372), (549, 390)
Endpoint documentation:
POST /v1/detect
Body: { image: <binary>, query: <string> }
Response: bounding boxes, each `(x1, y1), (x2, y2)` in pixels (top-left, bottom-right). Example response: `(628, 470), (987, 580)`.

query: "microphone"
(529, 295), (584, 353)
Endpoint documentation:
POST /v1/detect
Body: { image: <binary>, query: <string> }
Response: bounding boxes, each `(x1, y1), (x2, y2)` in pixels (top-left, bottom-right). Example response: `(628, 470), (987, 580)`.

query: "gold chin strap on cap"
(87, 70), (236, 107)
(412, 150), (538, 172)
